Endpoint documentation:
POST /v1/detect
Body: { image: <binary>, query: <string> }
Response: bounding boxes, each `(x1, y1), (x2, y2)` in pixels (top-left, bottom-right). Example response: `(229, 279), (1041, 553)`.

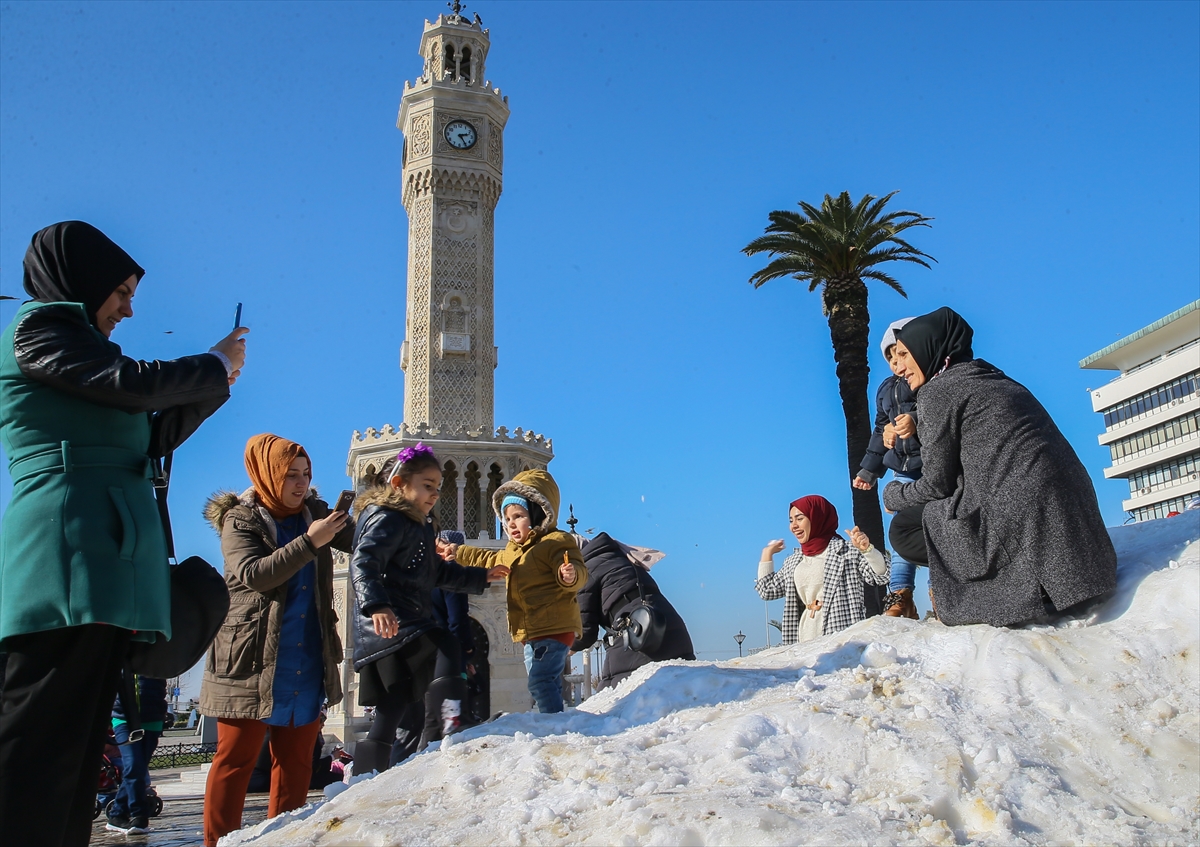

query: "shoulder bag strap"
(152, 452), (176, 565)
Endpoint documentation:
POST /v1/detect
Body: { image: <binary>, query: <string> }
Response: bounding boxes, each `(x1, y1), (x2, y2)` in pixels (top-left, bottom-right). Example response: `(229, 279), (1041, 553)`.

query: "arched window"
(460, 46), (473, 83)
(444, 44), (457, 80)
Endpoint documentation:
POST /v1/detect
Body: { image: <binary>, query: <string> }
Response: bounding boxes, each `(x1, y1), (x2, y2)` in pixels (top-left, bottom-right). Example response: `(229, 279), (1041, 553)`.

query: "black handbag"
(610, 573), (667, 655)
(126, 453), (230, 679)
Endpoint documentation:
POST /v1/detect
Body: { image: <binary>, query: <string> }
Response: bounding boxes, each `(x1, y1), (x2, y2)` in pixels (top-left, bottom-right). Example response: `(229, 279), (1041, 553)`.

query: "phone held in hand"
(333, 489), (355, 514)
(233, 302), (243, 329)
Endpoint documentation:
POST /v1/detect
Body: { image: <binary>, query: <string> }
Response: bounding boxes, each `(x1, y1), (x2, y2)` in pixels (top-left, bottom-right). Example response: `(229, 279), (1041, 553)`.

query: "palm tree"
(743, 191), (934, 552)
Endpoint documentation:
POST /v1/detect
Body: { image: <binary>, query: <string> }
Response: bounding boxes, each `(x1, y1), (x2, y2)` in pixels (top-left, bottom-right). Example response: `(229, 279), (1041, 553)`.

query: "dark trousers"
(0, 624), (129, 847)
(111, 723), (161, 819)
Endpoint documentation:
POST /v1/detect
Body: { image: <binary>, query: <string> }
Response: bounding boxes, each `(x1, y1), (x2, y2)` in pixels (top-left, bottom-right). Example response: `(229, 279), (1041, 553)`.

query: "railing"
(149, 741), (217, 770)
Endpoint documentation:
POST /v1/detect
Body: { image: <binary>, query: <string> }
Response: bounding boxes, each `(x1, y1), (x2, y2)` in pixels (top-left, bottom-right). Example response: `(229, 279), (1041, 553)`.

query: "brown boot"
(882, 589), (919, 620)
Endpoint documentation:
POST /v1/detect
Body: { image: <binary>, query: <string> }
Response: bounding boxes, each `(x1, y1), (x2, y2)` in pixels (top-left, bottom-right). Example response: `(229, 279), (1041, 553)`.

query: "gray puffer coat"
(883, 360), (1117, 626)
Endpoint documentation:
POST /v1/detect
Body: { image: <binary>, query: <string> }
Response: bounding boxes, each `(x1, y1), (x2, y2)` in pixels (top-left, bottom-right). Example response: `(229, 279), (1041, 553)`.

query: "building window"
(1127, 452), (1200, 497)
(1101, 371), (1199, 429)
(1130, 495), (1196, 523)
(1109, 410), (1200, 462)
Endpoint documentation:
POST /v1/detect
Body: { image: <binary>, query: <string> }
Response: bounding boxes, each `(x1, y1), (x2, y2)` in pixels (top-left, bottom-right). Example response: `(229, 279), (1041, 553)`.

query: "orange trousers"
(203, 717), (321, 846)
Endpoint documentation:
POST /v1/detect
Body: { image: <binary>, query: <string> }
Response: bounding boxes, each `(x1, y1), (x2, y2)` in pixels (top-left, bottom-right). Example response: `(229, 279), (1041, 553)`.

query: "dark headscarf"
(23, 221), (145, 327)
(895, 306), (974, 386)
(790, 495), (839, 557)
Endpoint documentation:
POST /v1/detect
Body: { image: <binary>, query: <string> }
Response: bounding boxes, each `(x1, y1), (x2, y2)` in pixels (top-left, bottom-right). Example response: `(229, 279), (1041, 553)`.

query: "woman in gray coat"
(883, 307), (1117, 627)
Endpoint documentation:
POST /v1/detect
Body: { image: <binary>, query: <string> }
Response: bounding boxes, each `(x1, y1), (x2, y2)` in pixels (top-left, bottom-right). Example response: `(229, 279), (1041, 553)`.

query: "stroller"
(94, 728), (163, 820)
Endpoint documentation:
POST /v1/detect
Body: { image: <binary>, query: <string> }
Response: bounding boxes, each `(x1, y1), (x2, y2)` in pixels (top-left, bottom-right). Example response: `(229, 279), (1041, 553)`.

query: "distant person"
(347, 446), (508, 775)
(851, 317), (925, 619)
(571, 532), (695, 689)
(200, 435), (354, 847)
(457, 470), (588, 713)
(883, 307), (1118, 626)
(756, 496), (890, 644)
(106, 674), (169, 835)
(0, 221), (243, 847)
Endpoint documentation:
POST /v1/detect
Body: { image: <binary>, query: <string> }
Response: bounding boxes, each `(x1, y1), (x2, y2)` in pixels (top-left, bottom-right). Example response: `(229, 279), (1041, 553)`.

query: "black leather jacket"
(348, 490), (489, 670)
(13, 303), (230, 456)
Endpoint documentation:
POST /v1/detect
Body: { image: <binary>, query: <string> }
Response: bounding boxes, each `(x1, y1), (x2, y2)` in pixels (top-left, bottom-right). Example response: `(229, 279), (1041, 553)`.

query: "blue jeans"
(523, 638), (570, 714)
(888, 472), (921, 593)
(110, 722), (160, 819)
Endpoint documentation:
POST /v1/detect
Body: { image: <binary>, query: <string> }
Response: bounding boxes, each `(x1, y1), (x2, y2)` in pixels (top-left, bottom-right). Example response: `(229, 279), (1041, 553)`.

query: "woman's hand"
(846, 526), (872, 552)
(486, 565), (510, 583)
(372, 608), (400, 639)
(894, 414), (916, 440)
(882, 422), (897, 449)
(306, 510), (349, 548)
(761, 539), (786, 560)
(213, 327), (249, 386)
(559, 560), (577, 585)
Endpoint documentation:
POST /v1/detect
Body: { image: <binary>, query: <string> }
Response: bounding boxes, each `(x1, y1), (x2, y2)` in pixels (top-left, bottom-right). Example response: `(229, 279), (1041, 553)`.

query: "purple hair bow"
(397, 442), (436, 466)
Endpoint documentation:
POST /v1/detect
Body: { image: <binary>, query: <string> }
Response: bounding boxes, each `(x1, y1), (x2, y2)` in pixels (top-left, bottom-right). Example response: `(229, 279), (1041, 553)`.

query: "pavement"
(91, 780), (325, 846)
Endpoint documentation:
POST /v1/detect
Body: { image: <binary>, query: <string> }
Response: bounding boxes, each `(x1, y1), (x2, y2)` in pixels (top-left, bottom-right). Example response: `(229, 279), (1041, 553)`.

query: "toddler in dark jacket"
(852, 317), (925, 619)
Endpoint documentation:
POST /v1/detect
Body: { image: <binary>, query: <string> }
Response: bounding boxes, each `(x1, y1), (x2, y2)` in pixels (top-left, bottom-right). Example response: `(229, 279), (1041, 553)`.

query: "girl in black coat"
(347, 445), (507, 773)
(571, 533), (695, 689)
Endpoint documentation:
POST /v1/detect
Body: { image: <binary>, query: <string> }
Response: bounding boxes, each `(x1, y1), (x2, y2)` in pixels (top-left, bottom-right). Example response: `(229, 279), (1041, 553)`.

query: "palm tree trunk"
(823, 279), (886, 553)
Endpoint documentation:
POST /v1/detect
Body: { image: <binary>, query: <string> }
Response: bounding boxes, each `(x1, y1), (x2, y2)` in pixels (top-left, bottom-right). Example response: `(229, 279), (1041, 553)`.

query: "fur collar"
(491, 479), (556, 535)
(203, 487), (321, 534)
(353, 485), (428, 524)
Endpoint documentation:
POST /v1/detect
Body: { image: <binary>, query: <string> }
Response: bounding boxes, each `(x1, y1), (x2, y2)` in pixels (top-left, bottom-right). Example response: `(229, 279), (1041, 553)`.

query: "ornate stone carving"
(487, 120), (503, 168)
(436, 199), (479, 241)
(409, 112), (433, 158)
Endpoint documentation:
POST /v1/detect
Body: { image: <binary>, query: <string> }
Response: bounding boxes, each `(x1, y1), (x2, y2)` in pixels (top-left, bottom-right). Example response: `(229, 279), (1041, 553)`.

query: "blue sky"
(2, 1), (1198, 673)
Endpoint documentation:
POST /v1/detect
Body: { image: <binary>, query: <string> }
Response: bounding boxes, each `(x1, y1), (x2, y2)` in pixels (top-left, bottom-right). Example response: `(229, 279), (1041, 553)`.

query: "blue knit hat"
(501, 494), (529, 514)
(438, 530), (466, 545)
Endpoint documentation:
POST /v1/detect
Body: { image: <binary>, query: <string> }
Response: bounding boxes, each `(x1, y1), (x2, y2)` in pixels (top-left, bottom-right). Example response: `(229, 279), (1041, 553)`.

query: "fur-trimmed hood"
(203, 487), (323, 534)
(353, 485), (428, 524)
(492, 468), (560, 535)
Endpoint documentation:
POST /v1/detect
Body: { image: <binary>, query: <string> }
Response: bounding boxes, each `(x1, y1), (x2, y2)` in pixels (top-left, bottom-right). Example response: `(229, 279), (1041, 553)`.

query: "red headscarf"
(789, 495), (839, 557)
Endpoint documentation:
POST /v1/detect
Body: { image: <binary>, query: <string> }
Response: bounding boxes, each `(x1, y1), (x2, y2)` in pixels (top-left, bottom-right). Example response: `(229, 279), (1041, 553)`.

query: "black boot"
(418, 675), (468, 751)
(352, 738), (393, 776)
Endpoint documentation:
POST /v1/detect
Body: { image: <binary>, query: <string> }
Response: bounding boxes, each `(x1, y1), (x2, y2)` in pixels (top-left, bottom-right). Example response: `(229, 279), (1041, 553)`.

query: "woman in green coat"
(0, 221), (246, 846)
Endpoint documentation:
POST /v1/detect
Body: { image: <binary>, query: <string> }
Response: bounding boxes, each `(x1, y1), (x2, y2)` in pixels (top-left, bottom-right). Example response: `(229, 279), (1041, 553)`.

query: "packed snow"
(222, 517), (1199, 846)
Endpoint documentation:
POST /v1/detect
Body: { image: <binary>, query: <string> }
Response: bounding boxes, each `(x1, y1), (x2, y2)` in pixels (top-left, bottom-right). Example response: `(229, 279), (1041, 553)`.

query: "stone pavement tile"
(90, 792), (324, 846)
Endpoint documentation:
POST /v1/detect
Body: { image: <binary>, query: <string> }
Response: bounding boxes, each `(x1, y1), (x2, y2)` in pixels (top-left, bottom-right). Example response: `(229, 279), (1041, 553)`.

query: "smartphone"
(233, 302), (243, 329)
(333, 489), (355, 514)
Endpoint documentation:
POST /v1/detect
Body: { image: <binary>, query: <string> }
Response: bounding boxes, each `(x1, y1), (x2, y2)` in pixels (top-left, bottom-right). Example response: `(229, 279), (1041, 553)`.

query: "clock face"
(444, 119), (477, 150)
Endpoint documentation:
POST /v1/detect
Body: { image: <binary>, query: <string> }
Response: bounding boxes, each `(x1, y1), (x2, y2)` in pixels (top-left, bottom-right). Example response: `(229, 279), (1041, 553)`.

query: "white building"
(1081, 300), (1200, 522)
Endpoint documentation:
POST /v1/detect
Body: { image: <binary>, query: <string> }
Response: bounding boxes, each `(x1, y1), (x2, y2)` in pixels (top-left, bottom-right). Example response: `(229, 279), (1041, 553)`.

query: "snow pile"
(223, 517), (1199, 846)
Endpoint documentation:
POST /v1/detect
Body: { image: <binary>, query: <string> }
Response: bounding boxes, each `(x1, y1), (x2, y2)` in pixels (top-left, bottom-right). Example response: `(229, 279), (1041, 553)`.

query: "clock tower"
(397, 7), (506, 434)
(331, 7), (554, 734)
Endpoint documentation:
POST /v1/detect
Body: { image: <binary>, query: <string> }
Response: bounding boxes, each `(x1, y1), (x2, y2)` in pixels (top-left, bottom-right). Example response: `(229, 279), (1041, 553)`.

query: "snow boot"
(883, 588), (919, 620)
(352, 738), (393, 776)
(418, 675), (467, 751)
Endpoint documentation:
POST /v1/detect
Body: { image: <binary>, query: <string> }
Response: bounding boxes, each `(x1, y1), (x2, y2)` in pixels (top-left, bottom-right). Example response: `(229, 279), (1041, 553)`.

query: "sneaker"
(105, 815), (150, 835)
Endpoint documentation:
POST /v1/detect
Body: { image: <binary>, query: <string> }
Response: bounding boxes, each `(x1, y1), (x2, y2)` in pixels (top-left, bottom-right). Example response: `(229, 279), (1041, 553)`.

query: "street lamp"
(734, 630), (746, 657)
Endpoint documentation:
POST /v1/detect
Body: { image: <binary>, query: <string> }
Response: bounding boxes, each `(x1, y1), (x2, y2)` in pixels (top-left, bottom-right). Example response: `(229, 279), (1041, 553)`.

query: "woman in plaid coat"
(755, 496), (890, 644)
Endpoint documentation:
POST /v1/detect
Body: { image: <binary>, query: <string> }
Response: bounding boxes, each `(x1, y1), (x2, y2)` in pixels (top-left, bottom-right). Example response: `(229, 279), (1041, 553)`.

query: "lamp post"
(734, 630), (746, 657)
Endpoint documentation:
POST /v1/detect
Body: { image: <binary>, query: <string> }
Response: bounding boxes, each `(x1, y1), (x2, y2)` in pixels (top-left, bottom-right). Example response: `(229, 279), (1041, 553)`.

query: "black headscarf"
(895, 306), (974, 383)
(23, 221), (145, 327)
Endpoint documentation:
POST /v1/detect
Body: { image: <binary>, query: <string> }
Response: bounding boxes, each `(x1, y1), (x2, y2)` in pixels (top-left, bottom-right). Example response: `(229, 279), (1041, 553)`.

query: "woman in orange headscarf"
(198, 435), (354, 846)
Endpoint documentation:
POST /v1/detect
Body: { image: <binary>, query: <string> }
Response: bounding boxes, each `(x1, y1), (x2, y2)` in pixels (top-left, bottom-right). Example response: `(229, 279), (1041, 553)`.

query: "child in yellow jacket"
(456, 469), (586, 713)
